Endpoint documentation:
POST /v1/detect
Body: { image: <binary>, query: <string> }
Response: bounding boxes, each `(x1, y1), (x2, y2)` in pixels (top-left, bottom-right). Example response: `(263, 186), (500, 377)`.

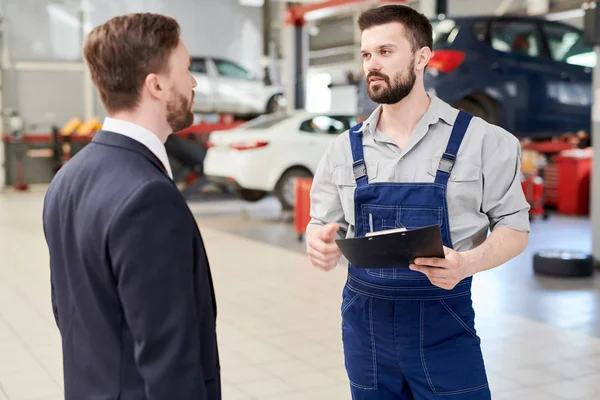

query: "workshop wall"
(1, 0), (263, 129)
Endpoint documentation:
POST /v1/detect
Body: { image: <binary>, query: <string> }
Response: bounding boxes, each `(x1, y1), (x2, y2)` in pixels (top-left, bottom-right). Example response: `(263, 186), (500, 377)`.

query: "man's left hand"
(409, 247), (474, 290)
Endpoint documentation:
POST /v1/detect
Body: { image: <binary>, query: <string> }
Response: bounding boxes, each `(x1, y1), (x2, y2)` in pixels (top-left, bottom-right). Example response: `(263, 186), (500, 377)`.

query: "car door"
(211, 58), (263, 114)
(487, 19), (559, 136)
(189, 57), (214, 113)
(297, 115), (356, 172)
(539, 21), (594, 134)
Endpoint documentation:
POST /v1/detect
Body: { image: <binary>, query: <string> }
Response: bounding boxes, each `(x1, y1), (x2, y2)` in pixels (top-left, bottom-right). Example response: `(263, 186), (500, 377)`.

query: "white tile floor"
(1, 188), (600, 399)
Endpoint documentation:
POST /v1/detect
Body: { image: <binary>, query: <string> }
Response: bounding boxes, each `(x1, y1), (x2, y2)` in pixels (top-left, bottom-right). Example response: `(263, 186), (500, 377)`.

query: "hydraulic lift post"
(593, 44), (600, 268)
(584, 1), (600, 268)
(284, 0), (405, 110)
(436, 0), (447, 15)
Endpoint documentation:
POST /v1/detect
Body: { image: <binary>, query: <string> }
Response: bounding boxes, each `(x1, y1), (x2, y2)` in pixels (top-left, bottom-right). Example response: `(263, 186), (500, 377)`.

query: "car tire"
(455, 97), (499, 125)
(237, 189), (268, 202)
(275, 168), (313, 210)
(266, 94), (285, 114)
(533, 250), (594, 277)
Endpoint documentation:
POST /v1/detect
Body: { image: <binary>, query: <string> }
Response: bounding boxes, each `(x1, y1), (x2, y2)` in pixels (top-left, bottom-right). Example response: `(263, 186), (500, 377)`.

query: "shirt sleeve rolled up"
(481, 125), (531, 233)
(307, 145), (349, 239)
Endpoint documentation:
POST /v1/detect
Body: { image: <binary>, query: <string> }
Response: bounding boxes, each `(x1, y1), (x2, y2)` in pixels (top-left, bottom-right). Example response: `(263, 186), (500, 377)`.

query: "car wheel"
(237, 189), (268, 202)
(275, 168), (313, 210)
(533, 250), (594, 277)
(266, 94), (285, 114)
(455, 96), (499, 125)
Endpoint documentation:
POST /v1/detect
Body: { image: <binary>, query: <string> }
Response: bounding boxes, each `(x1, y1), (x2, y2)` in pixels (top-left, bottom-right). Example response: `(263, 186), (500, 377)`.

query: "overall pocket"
(363, 205), (443, 280)
(398, 206), (443, 231)
(420, 296), (489, 396)
(360, 204), (402, 234)
(341, 286), (377, 390)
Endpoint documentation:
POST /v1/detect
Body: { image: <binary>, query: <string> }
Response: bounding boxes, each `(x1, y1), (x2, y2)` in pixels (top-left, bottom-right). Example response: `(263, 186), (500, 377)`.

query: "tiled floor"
(1, 188), (600, 399)
(189, 196), (600, 338)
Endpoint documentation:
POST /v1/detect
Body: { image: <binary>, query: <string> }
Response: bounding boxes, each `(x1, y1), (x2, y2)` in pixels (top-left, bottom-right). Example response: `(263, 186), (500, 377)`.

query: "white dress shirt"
(102, 117), (173, 179)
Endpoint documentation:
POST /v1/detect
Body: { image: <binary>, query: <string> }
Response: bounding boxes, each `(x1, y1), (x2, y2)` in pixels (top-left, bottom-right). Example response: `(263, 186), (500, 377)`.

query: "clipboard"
(335, 225), (445, 269)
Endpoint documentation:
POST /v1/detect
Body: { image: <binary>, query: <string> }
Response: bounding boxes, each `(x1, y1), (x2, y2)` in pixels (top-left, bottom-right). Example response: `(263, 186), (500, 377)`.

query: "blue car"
(424, 15), (596, 138)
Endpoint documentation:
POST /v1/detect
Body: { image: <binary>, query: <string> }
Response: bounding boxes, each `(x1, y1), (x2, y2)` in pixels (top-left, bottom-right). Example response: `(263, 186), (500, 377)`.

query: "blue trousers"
(341, 283), (491, 400)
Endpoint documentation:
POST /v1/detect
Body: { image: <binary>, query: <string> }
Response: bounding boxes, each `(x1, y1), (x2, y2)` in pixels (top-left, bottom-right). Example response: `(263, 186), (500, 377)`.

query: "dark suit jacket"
(42, 130), (220, 400)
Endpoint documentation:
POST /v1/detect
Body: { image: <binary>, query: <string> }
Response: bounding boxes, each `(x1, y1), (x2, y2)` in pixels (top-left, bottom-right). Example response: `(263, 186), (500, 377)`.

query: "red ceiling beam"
(285, 0), (406, 26)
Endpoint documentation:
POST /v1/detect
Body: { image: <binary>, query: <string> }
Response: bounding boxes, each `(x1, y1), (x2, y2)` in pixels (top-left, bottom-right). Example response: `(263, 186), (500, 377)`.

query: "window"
(490, 21), (541, 58)
(541, 23), (596, 68)
(190, 58), (207, 74)
(213, 59), (250, 80)
(431, 19), (461, 47)
(473, 21), (488, 42)
(300, 116), (355, 134)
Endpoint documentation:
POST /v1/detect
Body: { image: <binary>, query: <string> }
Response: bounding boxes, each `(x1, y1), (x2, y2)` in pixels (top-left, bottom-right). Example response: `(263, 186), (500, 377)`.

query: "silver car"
(190, 56), (286, 117)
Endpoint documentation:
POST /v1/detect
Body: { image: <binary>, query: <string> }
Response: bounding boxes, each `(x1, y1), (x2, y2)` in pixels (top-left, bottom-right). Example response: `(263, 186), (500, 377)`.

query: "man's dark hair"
(358, 5), (433, 52)
(83, 13), (180, 114)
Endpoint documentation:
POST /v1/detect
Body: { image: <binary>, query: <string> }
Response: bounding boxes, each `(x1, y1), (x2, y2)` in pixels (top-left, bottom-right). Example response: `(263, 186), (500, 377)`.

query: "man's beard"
(166, 90), (194, 133)
(367, 58), (416, 105)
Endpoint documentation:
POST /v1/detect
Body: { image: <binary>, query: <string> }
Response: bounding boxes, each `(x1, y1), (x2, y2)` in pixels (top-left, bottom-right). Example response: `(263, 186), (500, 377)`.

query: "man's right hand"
(307, 223), (342, 271)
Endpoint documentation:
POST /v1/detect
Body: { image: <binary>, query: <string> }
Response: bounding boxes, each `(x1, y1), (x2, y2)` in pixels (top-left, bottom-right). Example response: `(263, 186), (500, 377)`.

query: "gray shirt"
(307, 95), (531, 252)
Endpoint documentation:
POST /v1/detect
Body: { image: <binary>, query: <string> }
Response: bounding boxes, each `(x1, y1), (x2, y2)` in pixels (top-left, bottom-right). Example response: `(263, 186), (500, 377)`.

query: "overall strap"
(349, 122), (369, 187)
(435, 110), (473, 186)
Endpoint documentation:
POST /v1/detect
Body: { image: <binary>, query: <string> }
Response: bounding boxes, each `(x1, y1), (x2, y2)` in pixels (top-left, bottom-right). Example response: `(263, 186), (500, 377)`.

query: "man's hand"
(307, 223), (342, 271)
(409, 246), (474, 290)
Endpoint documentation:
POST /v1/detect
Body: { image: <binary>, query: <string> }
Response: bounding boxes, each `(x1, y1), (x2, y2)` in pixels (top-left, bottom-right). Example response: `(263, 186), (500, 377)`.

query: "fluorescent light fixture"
(545, 9), (585, 21)
(240, 0), (264, 6)
(47, 3), (80, 29)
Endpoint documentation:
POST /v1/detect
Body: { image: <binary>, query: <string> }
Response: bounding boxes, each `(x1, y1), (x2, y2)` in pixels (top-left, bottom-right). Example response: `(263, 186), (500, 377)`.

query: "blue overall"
(341, 111), (491, 400)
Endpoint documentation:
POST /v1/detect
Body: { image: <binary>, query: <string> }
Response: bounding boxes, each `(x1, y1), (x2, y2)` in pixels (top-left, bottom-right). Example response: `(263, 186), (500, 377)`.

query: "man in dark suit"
(42, 13), (220, 399)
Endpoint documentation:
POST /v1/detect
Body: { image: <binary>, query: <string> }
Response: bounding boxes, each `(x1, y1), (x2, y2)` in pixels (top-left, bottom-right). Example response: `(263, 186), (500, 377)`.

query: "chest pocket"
(427, 157), (480, 183)
(427, 157), (481, 219)
(331, 163), (378, 226)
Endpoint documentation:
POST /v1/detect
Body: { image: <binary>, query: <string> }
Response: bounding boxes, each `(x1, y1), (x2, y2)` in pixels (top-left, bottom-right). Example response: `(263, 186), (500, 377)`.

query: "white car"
(190, 57), (286, 117)
(204, 111), (358, 209)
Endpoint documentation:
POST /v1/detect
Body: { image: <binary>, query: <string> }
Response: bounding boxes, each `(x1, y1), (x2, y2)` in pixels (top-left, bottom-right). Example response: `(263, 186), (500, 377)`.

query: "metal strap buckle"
(353, 160), (367, 180)
(438, 153), (456, 174)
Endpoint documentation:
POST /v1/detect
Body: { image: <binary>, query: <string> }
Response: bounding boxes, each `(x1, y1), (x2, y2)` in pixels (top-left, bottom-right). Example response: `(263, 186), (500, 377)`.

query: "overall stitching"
(420, 300), (489, 396)
(440, 300), (481, 343)
(341, 293), (360, 316)
(369, 297), (378, 390)
(420, 301), (436, 394)
(348, 275), (471, 293)
(348, 295), (378, 391)
(346, 285), (471, 302)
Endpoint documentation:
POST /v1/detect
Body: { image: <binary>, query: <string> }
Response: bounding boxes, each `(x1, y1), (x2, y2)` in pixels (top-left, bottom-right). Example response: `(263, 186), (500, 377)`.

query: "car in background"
(421, 15), (595, 138)
(204, 111), (357, 209)
(190, 56), (286, 117)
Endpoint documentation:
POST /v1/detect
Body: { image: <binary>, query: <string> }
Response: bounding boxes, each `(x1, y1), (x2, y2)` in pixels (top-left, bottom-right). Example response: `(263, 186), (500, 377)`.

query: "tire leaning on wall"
(533, 250), (594, 277)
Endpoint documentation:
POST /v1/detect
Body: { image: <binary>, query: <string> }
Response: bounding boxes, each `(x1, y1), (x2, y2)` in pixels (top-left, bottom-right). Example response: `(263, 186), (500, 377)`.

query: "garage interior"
(1, 0), (600, 399)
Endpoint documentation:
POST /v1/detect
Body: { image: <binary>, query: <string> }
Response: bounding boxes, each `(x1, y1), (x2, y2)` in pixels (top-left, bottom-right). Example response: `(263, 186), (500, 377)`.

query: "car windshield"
(239, 113), (291, 130)
(431, 19), (460, 47)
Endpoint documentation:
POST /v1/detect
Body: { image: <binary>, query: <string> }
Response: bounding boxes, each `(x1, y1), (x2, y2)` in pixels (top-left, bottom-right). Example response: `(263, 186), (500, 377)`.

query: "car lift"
(171, 115), (244, 199)
(6, 114), (244, 197)
(283, 0), (408, 110)
(282, 0), (450, 110)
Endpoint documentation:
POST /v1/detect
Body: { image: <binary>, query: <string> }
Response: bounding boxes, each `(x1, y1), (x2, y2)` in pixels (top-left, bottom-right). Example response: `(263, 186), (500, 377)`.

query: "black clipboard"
(335, 225), (445, 269)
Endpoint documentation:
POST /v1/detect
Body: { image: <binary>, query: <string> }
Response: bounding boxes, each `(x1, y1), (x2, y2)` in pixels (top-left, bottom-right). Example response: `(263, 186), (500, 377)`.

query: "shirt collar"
(101, 117), (173, 179)
(358, 93), (459, 137)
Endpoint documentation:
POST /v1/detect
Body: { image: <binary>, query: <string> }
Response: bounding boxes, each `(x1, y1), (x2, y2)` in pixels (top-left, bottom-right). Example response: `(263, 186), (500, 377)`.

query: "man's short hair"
(358, 5), (433, 52)
(83, 13), (180, 114)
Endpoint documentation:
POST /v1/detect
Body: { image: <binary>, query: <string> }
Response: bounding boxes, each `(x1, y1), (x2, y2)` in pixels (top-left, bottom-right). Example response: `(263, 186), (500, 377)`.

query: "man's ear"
(415, 47), (432, 71)
(144, 73), (163, 100)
